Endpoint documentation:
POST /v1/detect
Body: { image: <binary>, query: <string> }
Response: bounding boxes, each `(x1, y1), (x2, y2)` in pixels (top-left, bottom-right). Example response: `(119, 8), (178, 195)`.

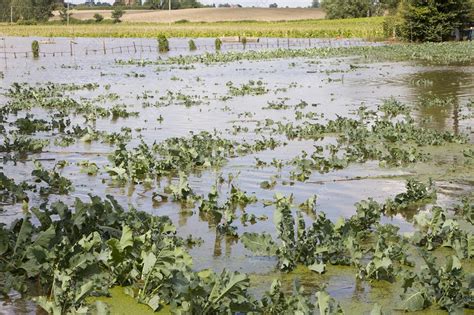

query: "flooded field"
(0, 38), (473, 314)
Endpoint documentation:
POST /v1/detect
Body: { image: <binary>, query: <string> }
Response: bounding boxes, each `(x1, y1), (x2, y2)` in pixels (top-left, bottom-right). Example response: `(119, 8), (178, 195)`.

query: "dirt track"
(55, 8), (325, 23)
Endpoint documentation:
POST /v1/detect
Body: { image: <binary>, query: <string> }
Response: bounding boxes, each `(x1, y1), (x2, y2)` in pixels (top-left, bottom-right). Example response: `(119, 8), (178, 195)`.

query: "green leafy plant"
(78, 161), (99, 176)
(158, 35), (170, 53)
(243, 194), (364, 271)
(400, 253), (468, 313)
(226, 80), (268, 97)
(215, 38), (222, 51)
(412, 206), (470, 258)
(0, 173), (30, 205)
(258, 279), (316, 313)
(383, 179), (436, 216)
(31, 161), (73, 195)
(93, 13), (104, 23)
(31, 40), (39, 58)
(111, 8), (124, 23)
(188, 39), (197, 51)
(164, 172), (195, 204)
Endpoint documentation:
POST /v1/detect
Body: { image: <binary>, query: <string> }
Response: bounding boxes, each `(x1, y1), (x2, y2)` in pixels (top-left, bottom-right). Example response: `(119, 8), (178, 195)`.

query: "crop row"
(0, 17), (385, 39)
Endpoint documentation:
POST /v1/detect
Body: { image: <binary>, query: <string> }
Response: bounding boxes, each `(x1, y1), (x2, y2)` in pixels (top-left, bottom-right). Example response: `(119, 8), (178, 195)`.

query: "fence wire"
(0, 37), (371, 61)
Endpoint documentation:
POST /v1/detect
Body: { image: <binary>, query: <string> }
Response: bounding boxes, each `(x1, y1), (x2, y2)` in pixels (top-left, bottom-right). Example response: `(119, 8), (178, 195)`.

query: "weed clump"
(31, 40), (39, 58)
(241, 36), (247, 49)
(215, 38), (222, 51)
(158, 35), (169, 53)
(188, 39), (197, 51)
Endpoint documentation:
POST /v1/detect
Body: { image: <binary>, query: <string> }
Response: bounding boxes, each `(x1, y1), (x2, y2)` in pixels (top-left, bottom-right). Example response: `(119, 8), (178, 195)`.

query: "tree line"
(0, 0), (205, 22)
(0, 0), (56, 22)
(322, 0), (474, 42)
(132, 0), (203, 10)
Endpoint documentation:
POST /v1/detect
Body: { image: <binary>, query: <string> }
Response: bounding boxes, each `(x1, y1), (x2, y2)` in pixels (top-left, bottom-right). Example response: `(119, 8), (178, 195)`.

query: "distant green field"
(0, 17), (385, 39)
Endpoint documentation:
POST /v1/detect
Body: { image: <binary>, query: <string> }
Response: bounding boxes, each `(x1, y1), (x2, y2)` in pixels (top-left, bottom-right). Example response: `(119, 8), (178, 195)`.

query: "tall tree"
(111, 7), (124, 22)
(58, 4), (72, 23)
(399, 0), (472, 42)
(31, 0), (55, 21)
(0, 0), (12, 22)
(6, 0), (55, 21)
(322, 0), (375, 19)
(180, 0), (202, 8)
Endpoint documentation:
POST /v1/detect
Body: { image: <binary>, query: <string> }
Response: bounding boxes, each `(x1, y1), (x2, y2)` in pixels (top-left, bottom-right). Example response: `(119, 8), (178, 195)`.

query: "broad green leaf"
(146, 294), (161, 311)
(13, 216), (33, 255)
(241, 232), (277, 256)
(207, 271), (249, 308)
(0, 228), (9, 255)
(78, 232), (102, 251)
(75, 281), (94, 303)
(315, 290), (344, 314)
(370, 303), (383, 315)
(197, 269), (213, 279)
(308, 262), (326, 274)
(443, 255), (462, 272)
(401, 291), (426, 312)
(119, 225), (133, 250)
(30, 207), (52, 229)
(95, 301), (110, 315)
(35, 296), (62, 315)
(468, 234), (474, 258)
(20, 246), (49, 277)
(32, 225), (55, 248)
(142, 252), (157, 275)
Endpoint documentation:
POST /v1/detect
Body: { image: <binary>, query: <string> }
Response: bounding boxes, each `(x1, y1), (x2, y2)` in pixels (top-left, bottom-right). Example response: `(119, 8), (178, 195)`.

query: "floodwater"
(0, 37), (473, 314)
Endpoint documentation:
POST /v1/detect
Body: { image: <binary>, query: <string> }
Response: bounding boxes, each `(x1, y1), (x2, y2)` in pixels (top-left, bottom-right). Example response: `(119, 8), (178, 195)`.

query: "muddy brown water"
(0, 37), (473, 314)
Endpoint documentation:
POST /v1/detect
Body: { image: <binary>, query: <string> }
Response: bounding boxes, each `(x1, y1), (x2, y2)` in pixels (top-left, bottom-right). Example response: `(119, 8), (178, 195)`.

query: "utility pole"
(67, 3), (70, 27)
(168, 0), (171, 27)
(10, 6), (13, 24)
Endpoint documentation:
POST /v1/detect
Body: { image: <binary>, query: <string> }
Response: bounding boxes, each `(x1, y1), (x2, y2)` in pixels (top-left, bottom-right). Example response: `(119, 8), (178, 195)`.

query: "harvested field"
(52, 7), (326, 23)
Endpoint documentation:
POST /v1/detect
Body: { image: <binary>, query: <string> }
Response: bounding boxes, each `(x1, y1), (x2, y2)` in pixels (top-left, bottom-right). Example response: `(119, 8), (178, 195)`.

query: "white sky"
(75, 0), (314, 7)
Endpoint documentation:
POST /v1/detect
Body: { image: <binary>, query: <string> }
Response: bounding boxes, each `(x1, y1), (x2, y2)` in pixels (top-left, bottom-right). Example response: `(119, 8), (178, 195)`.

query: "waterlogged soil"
(0, 38), (473, 314)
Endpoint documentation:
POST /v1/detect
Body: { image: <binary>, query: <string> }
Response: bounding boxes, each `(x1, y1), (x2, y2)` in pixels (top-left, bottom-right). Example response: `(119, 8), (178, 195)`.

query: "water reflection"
(212, 232), (237, 258)
(408, 68), (474, 134)
(178, 209), (193, 227)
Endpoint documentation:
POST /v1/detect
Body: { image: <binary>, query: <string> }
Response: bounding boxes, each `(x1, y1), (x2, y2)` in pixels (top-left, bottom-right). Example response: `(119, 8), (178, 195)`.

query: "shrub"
(111, 8), (124, 23)
(312, 0), (320, 8)
(158, 35), (169, 53)
(383, 15), (404, 39)
(59, 6), (72, 23)
(17, 20), (37, 25)
(398, 0), (473, 42)
(94, 13), (104, 23)
(31, 40), (39, 58)
(215, 38), (222, 51)
(323, 0), (373, 19)
(188, 39), (197, 51)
